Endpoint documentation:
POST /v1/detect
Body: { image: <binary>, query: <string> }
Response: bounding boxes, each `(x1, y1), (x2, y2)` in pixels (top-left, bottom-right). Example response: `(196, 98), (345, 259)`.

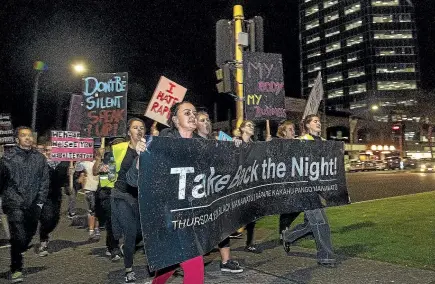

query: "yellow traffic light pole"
(233, 5), (244, 136)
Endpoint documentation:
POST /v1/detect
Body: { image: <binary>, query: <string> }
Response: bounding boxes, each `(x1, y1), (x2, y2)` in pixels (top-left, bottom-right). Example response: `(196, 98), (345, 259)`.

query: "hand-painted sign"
(0, 113), (14, 145)
(138, 137), (349, 270)
(51, 131), (94, 161)
(218, 131), (233, 141)
(145, 76), (187, 126)
(243, 52), (286, 121)
(303, 72), (323, 119)
(81, 72), (128, 138)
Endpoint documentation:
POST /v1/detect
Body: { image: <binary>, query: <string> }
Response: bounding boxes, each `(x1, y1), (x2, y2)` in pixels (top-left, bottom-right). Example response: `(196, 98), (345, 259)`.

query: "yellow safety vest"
(99, 142), (130, 188)
(299, 134), (325, 141)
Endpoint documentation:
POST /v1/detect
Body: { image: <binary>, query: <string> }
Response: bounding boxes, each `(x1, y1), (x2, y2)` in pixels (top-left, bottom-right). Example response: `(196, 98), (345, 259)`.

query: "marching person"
(235, 120), (261, 254)
(195, 110), (243, 273)
(110, 118), (147, 283)
(282, 114), (337, 267)
(37, 142), (69, 256)
(0, 126), (49, 283)
(128, 101), (205, 284)
(275, 121), (299, 243)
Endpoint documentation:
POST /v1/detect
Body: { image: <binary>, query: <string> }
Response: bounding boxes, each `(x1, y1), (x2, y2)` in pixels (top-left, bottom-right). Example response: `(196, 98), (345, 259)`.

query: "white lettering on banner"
(171, 157), (338, 201)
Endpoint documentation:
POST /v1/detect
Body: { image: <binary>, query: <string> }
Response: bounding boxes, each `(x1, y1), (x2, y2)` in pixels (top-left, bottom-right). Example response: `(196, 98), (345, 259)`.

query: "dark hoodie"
(0, 146), (49, 212)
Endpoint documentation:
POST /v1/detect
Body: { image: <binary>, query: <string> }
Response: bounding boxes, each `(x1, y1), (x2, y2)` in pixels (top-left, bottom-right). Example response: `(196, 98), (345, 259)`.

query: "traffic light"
(392, 125), (400, 131)
(215, 64), (233, 93)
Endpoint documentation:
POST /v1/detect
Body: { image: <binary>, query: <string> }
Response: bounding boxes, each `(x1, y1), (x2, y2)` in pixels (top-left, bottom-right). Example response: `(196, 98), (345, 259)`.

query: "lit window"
(371, 0), (399, 6)
(374, 30), (413, 39)
(346, 36), (363, 46)
(327, 72), (343, 83)
(306, 34), (320, 44)
(373, 15), (393, 23)
(306, 5), (319, 16)
(349, 83), (366, 94)
(324, 0), (338, 8)
(346, 19), (363, 30)
(348, 67), (365, 78)
(350, 102), (367, 109)
(327, 88), (343, 98)
(399, 14), (412, 22)
(376, 64), (416, 73)
(347, 52), (359, 62)
(307, 49), (321, 58)
(326, 58), (342, 68)
(373, 115), (389, 122)
(376, 48), (395, 56)
(325, 26), (340, 38)
(326, 41), (341, 52)
(345, 3), (361, 15)
(306, 19), (319, 30)
(308, 63), (322, 72)
(377, 81), (417, 90)
(325, 12), (339, 23)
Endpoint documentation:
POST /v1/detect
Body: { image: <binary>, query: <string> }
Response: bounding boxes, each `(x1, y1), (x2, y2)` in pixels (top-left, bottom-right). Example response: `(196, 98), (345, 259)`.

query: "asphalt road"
(346, 170), (435, 202)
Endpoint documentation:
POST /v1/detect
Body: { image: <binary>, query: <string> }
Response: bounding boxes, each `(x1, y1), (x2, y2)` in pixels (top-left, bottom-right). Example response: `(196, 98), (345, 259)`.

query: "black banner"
(81, 72), (128, 138)
(243, 52), (286, 121)
(138, 137), (349, 271)
(0, 113), (14, 145)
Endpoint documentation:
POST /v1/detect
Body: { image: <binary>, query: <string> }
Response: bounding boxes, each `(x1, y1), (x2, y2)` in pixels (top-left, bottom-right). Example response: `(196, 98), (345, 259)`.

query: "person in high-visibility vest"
(109, 118), (146, 284)
(282, 114), (337, 267)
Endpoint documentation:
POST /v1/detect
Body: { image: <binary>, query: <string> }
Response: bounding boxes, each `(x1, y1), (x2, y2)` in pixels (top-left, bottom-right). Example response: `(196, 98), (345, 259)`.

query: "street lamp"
(72, 63), (87, 74)
(371, 105), (379, 111)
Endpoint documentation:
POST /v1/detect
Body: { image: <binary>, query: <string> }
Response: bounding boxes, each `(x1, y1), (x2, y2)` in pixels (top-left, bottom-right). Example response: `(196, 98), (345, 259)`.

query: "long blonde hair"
(277, 120), (295, 138)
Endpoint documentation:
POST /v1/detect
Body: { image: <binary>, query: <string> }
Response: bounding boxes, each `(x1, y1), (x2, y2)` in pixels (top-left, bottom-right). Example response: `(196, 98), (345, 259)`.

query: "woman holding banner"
(110, 118), (147, 283)
(282, 114), (337, 267)
(235, 120), (262, 254)
(195, 110), (244, 273)
(129, 101), (205, 284)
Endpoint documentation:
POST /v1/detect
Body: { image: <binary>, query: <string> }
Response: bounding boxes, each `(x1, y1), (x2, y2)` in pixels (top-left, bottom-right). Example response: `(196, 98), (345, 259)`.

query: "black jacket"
(47, 161), (69, 202)
(0, 146), (49, 212)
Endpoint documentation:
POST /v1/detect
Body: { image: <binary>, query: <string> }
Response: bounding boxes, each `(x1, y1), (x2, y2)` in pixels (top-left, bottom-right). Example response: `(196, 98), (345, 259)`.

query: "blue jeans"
(282, 208), (335, 263)
(111, 198), (142, 269)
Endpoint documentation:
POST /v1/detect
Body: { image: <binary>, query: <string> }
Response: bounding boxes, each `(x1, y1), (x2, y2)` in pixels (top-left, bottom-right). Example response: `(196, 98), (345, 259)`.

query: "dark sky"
(0, 0), (433, 133)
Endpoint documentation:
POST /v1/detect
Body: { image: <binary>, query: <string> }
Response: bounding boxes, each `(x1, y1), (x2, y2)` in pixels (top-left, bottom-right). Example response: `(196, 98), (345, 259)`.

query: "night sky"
(0, 0), (433, 134)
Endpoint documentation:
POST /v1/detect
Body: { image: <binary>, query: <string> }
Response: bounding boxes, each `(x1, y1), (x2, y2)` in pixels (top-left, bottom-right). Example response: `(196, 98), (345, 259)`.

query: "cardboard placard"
(51, 131), (94, 161)
(0, 114), (14, 145)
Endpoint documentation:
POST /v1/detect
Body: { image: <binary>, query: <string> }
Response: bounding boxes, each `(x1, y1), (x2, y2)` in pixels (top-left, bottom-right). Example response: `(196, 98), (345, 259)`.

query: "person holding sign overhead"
(110, 118), (147, 283)
(282, 114), (337, 267)
(128, 101), (205, 284)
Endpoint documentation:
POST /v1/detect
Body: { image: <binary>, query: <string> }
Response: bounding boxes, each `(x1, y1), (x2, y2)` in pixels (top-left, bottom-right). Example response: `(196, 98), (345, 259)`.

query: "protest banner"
(243, 52), (286, 121)
(67, 94), (83, 132)
(138, 137), (349, 271)
(81, 72), (128, 138)
(0, 113), (14, 145)
(145, 76), (187, 126)
(302, 72), (323, 119)
(50, 131), (94, 161)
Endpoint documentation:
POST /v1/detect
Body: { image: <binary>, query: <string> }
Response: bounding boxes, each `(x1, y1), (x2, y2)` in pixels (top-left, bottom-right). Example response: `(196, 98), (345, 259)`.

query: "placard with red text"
(145, 76), (187, 126)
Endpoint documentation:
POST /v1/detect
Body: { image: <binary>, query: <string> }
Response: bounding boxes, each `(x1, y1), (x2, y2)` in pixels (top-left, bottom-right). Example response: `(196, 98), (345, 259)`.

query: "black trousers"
(7, 205), (41, 272)
(279, 212), (300, 235)
(39, 198), (62, 242)
(96, 187), (119, 253)
(246, 222), (256, 246)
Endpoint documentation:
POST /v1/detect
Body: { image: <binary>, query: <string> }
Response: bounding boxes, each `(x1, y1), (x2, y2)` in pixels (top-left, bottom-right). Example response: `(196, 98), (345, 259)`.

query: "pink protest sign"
(145, 76), (187, 126)
(50, 131), (94, 161)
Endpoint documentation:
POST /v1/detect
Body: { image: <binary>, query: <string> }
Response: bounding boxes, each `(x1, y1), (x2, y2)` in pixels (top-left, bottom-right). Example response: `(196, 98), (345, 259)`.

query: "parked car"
(349, 160), (363, 172)
(362, 161), (377, 171)
(374, 160), (387, 170)
(385, 157), (401, 170)
(419, 159), (435, 172)
(403, 158), (417, 169)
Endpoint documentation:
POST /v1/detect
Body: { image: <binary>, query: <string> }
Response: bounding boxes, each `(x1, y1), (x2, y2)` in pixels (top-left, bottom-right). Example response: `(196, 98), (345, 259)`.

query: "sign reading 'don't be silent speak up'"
(145, 76), (187, 126)
(50, 131), (94, 161)
(243, 52), (286, 121)
(81, 72), (128, 138)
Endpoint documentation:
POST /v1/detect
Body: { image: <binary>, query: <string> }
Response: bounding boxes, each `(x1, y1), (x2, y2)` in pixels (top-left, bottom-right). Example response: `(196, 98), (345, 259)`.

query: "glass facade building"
(299, 0), (419, 116)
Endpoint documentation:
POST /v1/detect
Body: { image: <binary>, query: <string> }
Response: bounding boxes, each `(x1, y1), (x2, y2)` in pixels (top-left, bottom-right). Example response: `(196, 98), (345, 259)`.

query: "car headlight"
(421, 165), (427, 169)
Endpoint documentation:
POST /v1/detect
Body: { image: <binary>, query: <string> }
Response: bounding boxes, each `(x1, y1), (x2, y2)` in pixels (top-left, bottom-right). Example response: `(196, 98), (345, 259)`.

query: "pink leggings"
(152, 256), (204, 284)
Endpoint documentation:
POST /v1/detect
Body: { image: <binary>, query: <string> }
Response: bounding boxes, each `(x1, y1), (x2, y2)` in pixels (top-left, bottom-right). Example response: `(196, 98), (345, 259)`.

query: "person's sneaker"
(111, 254), (121, 262)
(88, 231), (100, 242)
(125, 271), (136, 283)
(95, 228), (101, 237)
(220, 259), (243, 273)
(11, 271), (23, 283)
(105, 249), (112, 257)
(318, 259), (337, 268)
(38, 242), (49, 257)
(244, 245), (262, 254)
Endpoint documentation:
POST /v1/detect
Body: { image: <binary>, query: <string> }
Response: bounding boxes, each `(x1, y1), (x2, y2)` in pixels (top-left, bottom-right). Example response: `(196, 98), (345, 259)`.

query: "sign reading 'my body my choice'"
(243, 52), (286, 121)
(138, 137), (349, 271)
(81, 72), (128, 138)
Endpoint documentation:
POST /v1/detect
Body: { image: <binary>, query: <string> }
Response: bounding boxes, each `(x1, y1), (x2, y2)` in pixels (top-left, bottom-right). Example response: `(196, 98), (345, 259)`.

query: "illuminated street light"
(371, 105), (379, 111)
(72, 63), (86, 74)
